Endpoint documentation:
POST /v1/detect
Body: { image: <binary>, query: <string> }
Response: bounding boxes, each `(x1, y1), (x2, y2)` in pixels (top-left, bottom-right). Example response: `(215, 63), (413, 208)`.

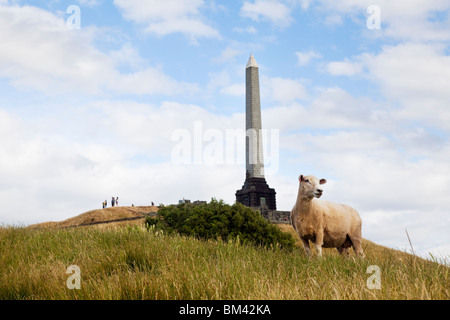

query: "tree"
(146, 199), (295, 250)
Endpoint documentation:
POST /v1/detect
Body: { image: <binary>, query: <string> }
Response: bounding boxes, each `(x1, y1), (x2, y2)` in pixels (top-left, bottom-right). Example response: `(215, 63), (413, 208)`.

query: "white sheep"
(290, 174), (364, 257)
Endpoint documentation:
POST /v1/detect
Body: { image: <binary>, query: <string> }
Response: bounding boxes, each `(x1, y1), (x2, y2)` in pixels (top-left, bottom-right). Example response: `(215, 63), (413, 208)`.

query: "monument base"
(235, 177), (276, 211)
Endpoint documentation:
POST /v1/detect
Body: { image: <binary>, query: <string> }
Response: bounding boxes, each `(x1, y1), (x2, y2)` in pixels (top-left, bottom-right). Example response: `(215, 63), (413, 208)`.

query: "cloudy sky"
(1, 0), (449, 259)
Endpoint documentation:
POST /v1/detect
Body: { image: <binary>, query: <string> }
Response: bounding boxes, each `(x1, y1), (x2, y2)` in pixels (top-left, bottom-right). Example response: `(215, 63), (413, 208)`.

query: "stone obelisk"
(245, 54), (264, 179)
(236, 54), (276, 211)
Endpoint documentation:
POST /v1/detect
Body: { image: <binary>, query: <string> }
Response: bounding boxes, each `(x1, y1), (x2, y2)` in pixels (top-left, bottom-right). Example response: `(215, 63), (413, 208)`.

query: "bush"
(145, 199), (295, 250)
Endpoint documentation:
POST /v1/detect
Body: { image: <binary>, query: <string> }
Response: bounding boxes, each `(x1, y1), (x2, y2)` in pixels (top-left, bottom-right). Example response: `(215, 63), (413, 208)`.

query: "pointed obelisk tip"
(246, 54), (258, 68)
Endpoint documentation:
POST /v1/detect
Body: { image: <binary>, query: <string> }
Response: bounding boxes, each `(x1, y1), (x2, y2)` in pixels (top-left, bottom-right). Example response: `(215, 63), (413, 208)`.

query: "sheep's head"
(299, 175), (327, 199)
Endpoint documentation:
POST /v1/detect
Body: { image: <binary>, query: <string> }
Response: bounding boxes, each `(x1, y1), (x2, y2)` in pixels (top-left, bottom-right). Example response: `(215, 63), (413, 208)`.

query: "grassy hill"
(28, 205), (158, 229)
(0, 207), (448, 300)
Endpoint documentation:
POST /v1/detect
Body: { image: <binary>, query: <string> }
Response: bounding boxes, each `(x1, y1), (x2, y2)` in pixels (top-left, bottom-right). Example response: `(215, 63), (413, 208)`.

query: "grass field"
(0, 219), (448, 300)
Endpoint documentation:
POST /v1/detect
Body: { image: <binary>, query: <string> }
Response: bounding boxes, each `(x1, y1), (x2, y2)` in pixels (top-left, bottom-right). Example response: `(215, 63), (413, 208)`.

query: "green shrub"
(145, 199), (295, 250)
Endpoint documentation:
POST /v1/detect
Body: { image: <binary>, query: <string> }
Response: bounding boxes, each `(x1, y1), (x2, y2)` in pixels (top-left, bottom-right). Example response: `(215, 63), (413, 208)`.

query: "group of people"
(102, 198), (157, 209)
(102, 197), (119, 209)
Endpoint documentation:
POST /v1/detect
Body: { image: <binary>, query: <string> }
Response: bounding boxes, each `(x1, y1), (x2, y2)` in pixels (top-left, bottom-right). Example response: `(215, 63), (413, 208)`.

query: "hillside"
(1, 222), (448, 300)
(11, 205), (446, 300)
(28, 205), (442, 266)
(28, 205), (158, 229)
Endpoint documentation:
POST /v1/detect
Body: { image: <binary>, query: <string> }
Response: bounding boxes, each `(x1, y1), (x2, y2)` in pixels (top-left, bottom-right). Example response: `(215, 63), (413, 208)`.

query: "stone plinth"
(235, 176), (276, 211)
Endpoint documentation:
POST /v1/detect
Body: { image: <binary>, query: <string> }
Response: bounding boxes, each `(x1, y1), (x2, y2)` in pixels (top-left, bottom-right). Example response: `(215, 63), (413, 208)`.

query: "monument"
(236, 54), (277, 211)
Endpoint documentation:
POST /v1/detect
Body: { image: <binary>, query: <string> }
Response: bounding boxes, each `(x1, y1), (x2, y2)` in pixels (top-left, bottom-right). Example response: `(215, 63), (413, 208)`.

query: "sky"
(0, 0), (449, 260)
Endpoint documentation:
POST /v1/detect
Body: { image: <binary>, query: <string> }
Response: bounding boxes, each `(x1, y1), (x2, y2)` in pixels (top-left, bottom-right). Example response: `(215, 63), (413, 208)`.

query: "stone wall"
(255, 207), (291, 224)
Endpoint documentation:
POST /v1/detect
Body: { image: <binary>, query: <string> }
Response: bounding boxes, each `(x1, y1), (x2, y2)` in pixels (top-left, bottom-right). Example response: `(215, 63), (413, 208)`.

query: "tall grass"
(0, 225), (448, 300)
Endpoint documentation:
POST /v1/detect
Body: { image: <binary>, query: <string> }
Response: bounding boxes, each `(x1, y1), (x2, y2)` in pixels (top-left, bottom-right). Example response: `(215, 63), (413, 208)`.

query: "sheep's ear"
(299, 175), (303, 182)
(319, 179), (327, 185)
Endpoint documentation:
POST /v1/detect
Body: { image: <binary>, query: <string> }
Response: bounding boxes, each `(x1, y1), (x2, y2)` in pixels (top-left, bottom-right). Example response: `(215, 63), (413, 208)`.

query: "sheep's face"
(299, 175), (327, 199)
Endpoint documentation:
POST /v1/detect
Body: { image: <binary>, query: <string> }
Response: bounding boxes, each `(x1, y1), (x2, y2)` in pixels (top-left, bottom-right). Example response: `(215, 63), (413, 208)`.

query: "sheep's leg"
(349, 222), (365, 258)
(314, 230), (324, 257)
(337, 235), (352, 256)
(300, 237), (311, 257)
(337, 246), (350, 256)
(353, 243), (364, 258)
(315, 244), (323, 257)
(350, 236), (364, 258)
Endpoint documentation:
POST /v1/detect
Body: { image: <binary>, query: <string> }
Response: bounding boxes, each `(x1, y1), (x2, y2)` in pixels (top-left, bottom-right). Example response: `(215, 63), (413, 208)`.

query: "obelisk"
(245, 54), (264, 178)
(236, 54), (276, 211)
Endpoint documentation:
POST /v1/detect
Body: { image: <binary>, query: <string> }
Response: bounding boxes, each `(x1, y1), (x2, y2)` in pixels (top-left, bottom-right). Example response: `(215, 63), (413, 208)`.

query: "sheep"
(290, 174), (364, 258)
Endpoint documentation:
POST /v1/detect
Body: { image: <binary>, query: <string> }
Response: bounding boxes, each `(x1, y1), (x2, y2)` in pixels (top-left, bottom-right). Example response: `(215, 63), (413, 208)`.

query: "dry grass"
(28, 206), (158, 229)
(0, 220), (448, 300)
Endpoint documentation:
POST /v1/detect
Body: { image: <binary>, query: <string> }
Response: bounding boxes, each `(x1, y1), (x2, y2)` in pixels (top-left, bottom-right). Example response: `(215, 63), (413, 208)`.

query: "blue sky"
(1, 0), (450, 260)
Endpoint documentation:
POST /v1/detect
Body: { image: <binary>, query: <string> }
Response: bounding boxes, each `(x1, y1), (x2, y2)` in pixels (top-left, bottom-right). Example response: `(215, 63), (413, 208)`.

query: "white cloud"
(95, 100), (244, 152)
(0, 5), (107, 94)
(233, 26), (258, 34)
(108, 67), (199, 96)
(240, 0), (312, 26)
(220, 83), (245, 97)
(77, 0), (100, 7)
(264, 77), (308, 103)
(326, 59), (363, 76)
(327, 42), (450, 131)
(315, 0), (450, 41)
(294, 0), (313, 10)
(207, 70), (232, 92)
(0, 109), (121, 224)
(206, 69), (244, 98)
(114, 0), (220, 40)
(0, 4), (197, 96)
(241, 0), (293, 28)
(324, 14), (343, 26)
(263, 87), (386, 133)
(0, 100), (246, 225)
(363, 43), (450, 130)
(214, 46), (243, 63)
(295, 50), (322, 66)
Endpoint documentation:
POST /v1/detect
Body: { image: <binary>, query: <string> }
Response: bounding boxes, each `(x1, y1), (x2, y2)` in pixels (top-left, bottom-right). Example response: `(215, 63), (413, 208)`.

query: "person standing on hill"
(112, 197), (115, 207)
(116, 197), (119, 206)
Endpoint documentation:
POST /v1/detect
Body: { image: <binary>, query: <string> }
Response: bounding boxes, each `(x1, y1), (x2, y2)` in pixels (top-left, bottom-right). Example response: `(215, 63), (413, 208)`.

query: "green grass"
(0, 225), (448, 300)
